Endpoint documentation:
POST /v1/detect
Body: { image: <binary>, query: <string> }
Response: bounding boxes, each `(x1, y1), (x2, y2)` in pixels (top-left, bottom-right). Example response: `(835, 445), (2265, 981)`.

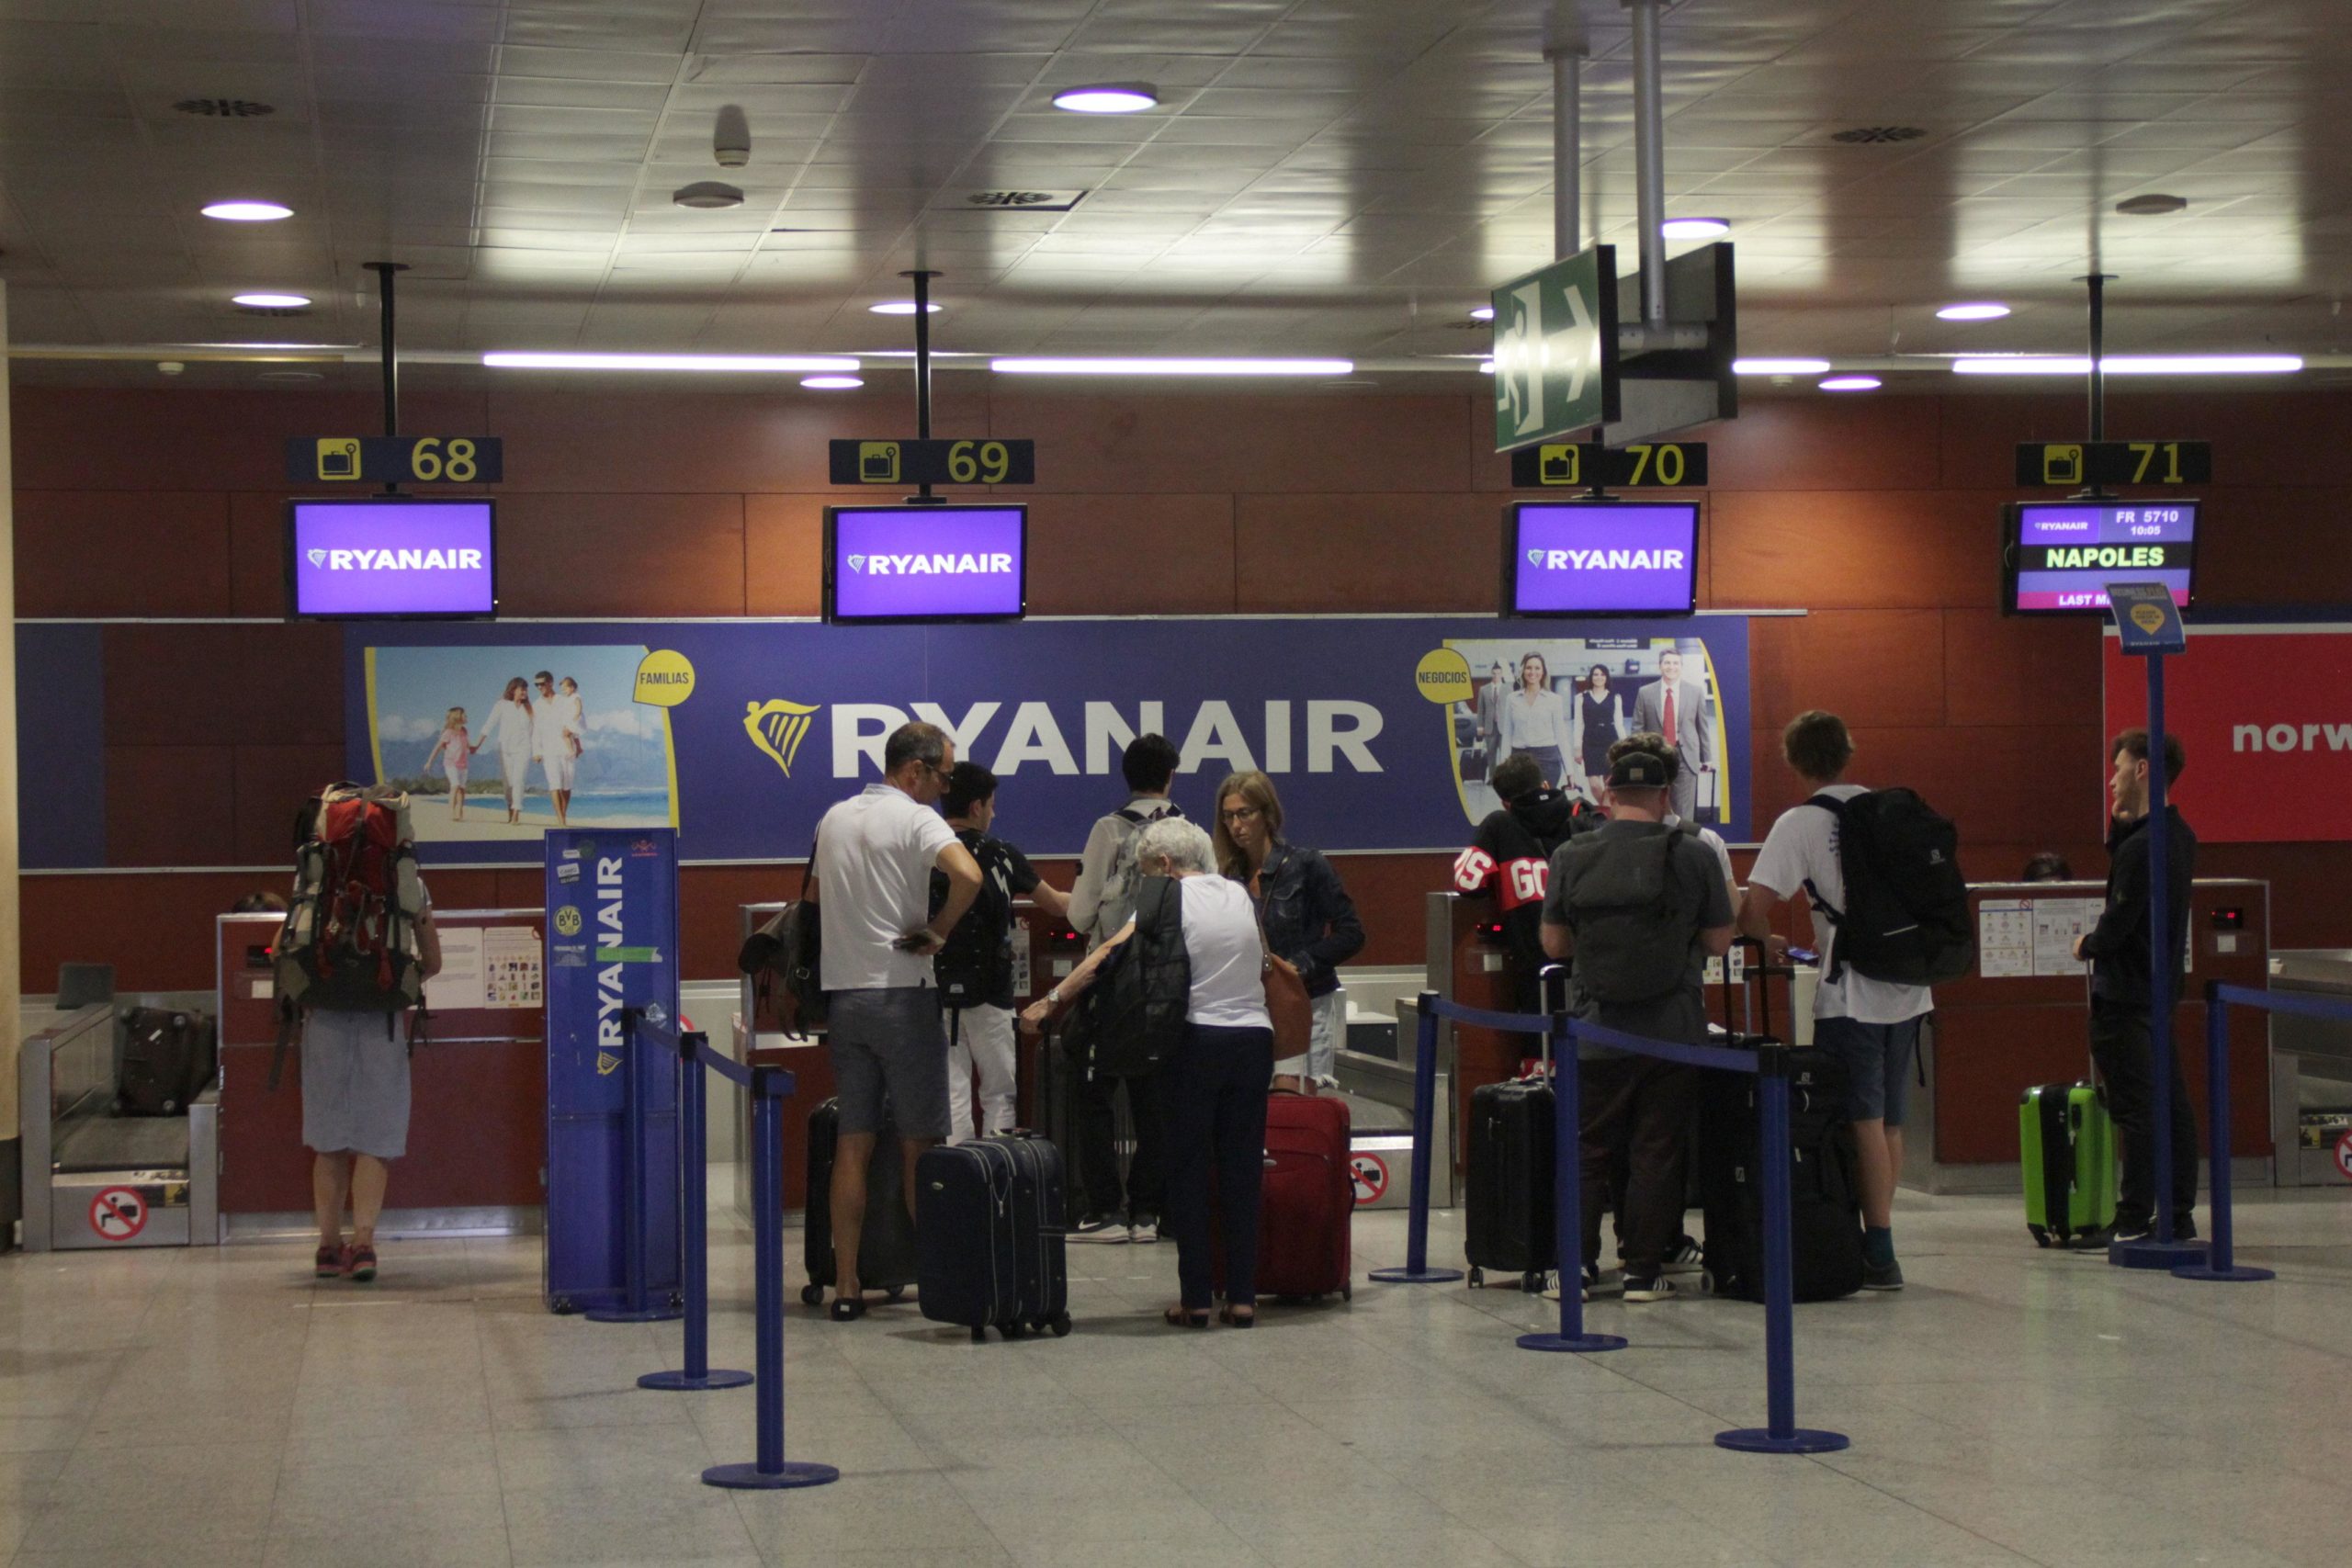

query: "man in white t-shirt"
(1737, 709), (1929, 1292)
(807, 721), (983, 1320)
(531, 671), (577, 826)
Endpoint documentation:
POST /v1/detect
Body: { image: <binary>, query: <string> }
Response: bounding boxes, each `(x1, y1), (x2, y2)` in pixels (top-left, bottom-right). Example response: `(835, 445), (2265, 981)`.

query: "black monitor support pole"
(2078, 272), (2116, 502)
(365, 261), (410, 495)
(902, 269), (944, 505)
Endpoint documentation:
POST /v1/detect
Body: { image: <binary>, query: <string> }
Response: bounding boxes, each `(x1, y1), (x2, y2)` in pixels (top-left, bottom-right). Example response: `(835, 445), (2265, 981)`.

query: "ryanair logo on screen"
(304, 547), (485, 571)
(842, 552), (1014, 576)
(745, 700), (820, 778)
(1525, 547), (1686, 571)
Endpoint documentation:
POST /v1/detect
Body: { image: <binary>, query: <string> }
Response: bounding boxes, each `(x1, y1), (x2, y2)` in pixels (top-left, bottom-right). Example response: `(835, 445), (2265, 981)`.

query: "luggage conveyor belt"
(19, 1004), (219, 1250)
(1335, 971), (1453, 1209)
(2267, 950), (2352, 1187)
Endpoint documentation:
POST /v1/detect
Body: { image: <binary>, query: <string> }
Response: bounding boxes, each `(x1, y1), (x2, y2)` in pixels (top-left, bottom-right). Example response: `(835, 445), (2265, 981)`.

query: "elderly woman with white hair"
(1022, 817), (1273, 1328)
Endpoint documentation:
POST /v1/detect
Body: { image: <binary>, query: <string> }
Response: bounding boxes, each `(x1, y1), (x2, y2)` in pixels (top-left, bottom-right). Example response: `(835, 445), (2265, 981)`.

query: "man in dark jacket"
(1453, 751), (1600, 1012)
(2074, 728), (2199, 1242)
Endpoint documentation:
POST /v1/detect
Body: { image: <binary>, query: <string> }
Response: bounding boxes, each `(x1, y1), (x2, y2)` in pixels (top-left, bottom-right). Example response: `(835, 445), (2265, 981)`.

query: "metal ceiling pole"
(2081, 271), (2116, 498)
(1626, 0), (1668, 326)
(902, 269), (942, 503)
(365, 262), (407, 439)
(1548, 36), (1584, 260)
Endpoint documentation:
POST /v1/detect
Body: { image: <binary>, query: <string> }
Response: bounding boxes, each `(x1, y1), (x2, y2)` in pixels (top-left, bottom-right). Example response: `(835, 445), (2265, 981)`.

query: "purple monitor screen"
(288, 500), (496, 618)
(1509, 502), (1700, 615)
(827, 506), (1026, 622)
(2009, 500), (2198, 613)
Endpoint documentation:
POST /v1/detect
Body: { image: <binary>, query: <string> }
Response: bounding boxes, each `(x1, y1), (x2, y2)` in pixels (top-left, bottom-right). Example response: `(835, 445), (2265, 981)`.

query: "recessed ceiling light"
(1953, 354), (2301, 375)
(483, 352), (860, 373)
(1936, 301), (2010, 321)
(673, 181), (743, 209)
(868, 301), (941, 316)
(1733, 357), (1832, 375)
(1052, 84), (1158, 114)
(1479, 359), (1497, 374)
(2117, 194), (2188, 216)
(1469, 305), (1495, 321)
(1660, 218), (1730, 240)
(799, 375), (864, 389)
(201, 200), (292, 221)
(232, 292), (311, 309)
(1819, 375), (1882, 391)
(989, 356), (1352, 376)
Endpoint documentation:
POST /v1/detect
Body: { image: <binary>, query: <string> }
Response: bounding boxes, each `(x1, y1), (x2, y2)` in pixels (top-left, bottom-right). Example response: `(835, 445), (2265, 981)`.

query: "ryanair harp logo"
(744, 699), (820, 778)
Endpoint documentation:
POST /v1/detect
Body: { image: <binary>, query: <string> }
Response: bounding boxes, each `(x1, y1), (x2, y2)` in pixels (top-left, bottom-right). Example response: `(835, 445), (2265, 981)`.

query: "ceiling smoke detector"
(714, 105), (750, 169)
(1830, 125), (1927, 144)
(175, 97), (275, 118)
(673, 181), (744, 209)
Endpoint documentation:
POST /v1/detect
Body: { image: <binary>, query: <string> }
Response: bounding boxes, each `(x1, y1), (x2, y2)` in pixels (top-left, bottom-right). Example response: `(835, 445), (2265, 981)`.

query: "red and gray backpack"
(270, 784), (427, 1087)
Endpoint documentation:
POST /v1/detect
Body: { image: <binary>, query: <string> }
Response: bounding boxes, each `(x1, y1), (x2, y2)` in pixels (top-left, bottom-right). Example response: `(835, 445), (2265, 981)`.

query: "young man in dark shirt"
(2073, 728), (2199, 1242)
(1452, 750), (1598, 1012)
(936, 762), (1069, 1144)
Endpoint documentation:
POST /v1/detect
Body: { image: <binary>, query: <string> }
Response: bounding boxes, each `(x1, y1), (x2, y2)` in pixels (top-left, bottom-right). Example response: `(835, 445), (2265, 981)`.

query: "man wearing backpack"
(1062, 733), (1185, 1243)
(933, 761), (1069, 1144)
(1541, 740), (1734, 1302)
(1739, 710), (1957, 1292)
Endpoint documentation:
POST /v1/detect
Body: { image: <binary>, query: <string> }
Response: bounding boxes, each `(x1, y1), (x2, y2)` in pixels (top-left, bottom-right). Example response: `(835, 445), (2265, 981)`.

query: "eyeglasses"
(1219, 806), (1261, 824)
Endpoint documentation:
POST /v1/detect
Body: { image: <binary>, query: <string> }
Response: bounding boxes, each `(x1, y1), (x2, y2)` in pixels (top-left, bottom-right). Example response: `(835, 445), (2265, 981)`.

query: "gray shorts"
(300, 1009), (413, 1158)
(826, 987), (949, 1140)
(1814, 1014), (1921, 1126)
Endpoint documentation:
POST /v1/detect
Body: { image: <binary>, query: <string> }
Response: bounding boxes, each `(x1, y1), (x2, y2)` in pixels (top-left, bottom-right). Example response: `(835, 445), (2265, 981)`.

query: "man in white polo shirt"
(807, 720), (983, 1320)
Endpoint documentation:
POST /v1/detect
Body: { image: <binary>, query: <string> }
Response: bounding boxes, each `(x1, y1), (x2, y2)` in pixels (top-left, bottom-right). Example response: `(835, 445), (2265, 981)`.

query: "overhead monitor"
(824, 504), (1027, 623)
(1505, 500), (1700, 616)
(2006, 500), (2198, 615)
(286, 498), (497, 619)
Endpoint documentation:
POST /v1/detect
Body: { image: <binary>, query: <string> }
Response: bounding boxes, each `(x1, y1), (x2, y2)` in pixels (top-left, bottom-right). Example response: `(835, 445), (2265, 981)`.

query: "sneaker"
(1861, 1258), (1905, 1292)
(346, 1245), (379, 1284)
(314, 1244), (346, 1280)
(1661, 1235), (1706, 1275)
(1069, 1214), (1129, 1244)
(1128, 1213), (1160, 1244)
(1621, 1274), (1678, 1303)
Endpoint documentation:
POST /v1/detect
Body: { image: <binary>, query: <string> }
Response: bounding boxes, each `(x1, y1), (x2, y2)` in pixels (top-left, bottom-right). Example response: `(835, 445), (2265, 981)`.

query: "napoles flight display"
(825, 504), (1027, 623)
(2006, 500), (2199, 614)
(1506, 501), (1700, 616)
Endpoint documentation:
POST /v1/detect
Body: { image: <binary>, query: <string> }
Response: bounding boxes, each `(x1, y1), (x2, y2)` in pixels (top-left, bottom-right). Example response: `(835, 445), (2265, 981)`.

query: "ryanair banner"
(343, 616), (1754, 866)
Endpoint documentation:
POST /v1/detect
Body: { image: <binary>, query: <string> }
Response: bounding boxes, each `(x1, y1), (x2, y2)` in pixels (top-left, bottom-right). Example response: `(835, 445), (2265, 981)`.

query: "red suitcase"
(1216, 1091), (1354, 1303)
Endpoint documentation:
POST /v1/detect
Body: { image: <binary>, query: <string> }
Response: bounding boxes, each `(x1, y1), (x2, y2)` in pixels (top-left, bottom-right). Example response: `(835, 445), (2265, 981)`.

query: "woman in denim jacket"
(1212, 770), (1366, 1093)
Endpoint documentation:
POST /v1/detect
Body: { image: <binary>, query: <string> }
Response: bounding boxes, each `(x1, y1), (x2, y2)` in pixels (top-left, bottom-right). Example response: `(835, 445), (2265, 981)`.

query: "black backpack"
(1555, 822), (1701, 1004)
(1074, 876), (1189, 1078)
(1803, 789), (1973, 986)
(932, 835), (1017, 1011)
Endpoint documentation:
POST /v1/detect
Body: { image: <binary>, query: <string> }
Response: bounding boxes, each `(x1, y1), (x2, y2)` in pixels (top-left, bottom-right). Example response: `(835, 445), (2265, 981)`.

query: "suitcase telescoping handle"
(1536, 962), (1569, 1073)
(1730, 935), (1789, 1043)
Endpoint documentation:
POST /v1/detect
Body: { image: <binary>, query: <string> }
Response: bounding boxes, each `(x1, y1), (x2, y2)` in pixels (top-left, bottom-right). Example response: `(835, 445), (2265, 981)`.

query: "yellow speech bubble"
(1415, 648), (1475, 705)
(2130, 603), (2167, 635)
(634, 649), (695, 706)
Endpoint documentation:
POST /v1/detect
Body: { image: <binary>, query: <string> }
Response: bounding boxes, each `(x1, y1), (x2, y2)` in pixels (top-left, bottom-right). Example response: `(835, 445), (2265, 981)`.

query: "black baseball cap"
(1606, 750), (1670, 790)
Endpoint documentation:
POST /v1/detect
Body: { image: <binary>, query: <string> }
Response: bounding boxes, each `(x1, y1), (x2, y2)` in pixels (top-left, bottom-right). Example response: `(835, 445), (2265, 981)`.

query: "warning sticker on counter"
(1350, 1153), (1390, 1206)
(89, 1186), (147, 1241)
(484, 926), (542, 1008)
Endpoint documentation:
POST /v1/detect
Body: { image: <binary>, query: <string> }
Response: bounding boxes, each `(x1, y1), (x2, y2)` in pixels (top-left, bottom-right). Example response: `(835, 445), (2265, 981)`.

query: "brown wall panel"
(106, 746), (235, 866)
(1002, 392), (1473, 496)
(1709, 488), (2005, 611)
(12, 389), (490, 492)
(1026, 492), (1237, 615)
(1841, 723), (2105, 853)
(492, 492), (748, 616)
(1768, 609), (1949, 729)
(231, 745), (348, 864)
(1707, 396), (1944, 492)
(16, 491), (232, 617)
(1943, 608), (2103, 729)
(742, 493), (827, 616)
(228, 492), (292, 616)
(1235, 492), (1498, 612)
(2186, 487), (2352, 608)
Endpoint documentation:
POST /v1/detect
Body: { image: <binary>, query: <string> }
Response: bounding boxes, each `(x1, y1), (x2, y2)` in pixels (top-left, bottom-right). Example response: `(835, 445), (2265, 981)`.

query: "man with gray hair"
(806, 721), (984, 1320)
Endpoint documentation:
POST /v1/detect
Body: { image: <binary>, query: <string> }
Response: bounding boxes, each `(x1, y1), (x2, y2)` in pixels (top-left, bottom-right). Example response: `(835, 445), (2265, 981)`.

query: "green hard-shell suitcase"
(2021, 1081), (2117, 1247)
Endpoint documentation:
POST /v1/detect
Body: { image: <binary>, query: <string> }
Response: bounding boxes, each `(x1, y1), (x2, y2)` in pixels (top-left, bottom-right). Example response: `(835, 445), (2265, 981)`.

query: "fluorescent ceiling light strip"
(1953, 355), (2301, 375)
(482, 351), (859, 373)
(990, 356), (1353, 376)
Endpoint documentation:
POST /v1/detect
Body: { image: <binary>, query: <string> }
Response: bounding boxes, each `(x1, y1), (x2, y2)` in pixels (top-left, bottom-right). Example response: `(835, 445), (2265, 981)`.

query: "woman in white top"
(471, 678), (536, 825)
(1022, 817), (1272, 1328)
(1501, 650), (1572, 788)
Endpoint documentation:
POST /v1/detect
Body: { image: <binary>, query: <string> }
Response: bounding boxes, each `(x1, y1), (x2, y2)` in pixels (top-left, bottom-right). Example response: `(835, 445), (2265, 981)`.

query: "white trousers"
(944, 1003), (1018, 1144)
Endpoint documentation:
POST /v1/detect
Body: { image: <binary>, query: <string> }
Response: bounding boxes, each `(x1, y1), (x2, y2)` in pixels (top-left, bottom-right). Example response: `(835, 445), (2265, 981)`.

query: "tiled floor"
(3, 1184), (2348, 1567)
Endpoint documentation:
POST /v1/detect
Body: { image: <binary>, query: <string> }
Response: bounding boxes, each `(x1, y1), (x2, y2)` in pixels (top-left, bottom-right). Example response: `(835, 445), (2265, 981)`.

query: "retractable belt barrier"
(1376, 976), (1849, 1456)
(620, 1009), (839, 1491)
(2180, 982), (2352, 1285)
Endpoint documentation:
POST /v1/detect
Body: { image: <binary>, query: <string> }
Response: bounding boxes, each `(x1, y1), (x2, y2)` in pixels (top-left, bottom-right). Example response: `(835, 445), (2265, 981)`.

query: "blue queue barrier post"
(587, 1007), (683, 1325)
(704, 1061), (839, 1492)
(639, 1021), (754, 1392)
(2173, 985), (2276, 1284)
(1717, 1042), (1849, 1455)
(1517, 987), (1625, 1355)
(1370, 992), (1466, 1285)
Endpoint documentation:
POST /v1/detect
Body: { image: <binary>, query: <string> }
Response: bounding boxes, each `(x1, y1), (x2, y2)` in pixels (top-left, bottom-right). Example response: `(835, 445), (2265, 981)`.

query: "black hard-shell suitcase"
(1697, 1045), (1864, 1303)
(800, 1099), (919, 1306)
(916, 1134), (1072, 1341)
(116, 1006), (218, 1116)
(1464, 1057), (1556, 1292)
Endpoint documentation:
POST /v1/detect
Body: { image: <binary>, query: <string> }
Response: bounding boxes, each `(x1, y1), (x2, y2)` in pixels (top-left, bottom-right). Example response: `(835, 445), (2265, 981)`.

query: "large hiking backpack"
(272, 784), (426, 1086)
(1555, 822), (1700, 1004)
(1089, 804), (1182, 942)
(1803, 789), (1973, 986)
(933, 834), (1017, 1011)
(1072, 875), (1188, 1078)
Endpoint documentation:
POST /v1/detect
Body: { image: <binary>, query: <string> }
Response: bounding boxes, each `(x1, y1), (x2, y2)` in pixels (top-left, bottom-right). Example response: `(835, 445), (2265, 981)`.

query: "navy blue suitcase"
(916, 1134), (1072, 1342)
(800, 1100), (918, 1306)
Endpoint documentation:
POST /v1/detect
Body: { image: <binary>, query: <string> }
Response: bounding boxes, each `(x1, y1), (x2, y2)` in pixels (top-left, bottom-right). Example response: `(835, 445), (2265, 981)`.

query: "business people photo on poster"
(364, 643), (678, 843)
(1445, 634), (1729, 825)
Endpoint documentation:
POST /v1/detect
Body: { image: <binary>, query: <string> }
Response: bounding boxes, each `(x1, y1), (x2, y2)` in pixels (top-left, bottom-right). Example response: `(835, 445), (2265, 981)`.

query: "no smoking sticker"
(1350, 1154), (1389, 1206)
(2335, 1131), (2352, 1183)
(88, 1187), (147, 1241)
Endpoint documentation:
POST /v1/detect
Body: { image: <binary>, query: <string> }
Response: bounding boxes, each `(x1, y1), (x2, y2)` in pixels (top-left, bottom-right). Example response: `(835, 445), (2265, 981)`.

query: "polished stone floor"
(2, 1183), (2347, 1567)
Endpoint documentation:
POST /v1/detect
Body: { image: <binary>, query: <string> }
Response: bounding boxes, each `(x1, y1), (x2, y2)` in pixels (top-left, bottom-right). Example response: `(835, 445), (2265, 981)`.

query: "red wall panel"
(17, 491), (232, 617)
(493, 492), (749, 617)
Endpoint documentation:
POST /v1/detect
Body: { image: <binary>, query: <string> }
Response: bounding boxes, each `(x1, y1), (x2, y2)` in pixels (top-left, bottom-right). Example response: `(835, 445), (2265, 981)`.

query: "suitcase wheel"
(887, 1285), (906, 1302)
(800, 1284), (824, 1306)
(1467, 1267), (1486, 1289)
(1341, 1280), (1352, 1303)
(971, 1326), (989, 1344)
(1001, 1320), (1025, 1339)
(1048, 1313), (1072, 1337)
(1518, 1271), (1544, 1295)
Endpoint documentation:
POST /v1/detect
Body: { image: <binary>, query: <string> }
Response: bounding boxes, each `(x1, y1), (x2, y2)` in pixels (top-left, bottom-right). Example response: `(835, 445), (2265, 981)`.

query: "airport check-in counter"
(1905, 878), (2273, 1194)
(215, 908), (548, 1235)
(20, 1002), (219, 1250)
(2266, 950), (2352, 1186)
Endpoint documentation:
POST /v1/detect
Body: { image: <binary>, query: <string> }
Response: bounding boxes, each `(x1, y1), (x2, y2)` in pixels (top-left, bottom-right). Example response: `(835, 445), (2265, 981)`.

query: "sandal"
(346, 1246), (378, 1283)
(1163, 1304), (1211, 1328)
(314, 1244), (346, 1280)
(829, 1296), (866, 1322)
(1218, 1304), (1256, 1328)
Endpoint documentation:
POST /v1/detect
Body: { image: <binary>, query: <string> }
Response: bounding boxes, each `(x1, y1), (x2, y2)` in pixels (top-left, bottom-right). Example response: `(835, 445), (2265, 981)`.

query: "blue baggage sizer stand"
(543, 828), (685, 1319)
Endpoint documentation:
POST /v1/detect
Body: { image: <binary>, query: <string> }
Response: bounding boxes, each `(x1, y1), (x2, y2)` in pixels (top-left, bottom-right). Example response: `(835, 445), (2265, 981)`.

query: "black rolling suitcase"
(1464, 1039), (1556, 1292)
(116, 1006), (218, 1116)
(916, 1134), (1072, 1341)
(800, 1100), (919, 1306)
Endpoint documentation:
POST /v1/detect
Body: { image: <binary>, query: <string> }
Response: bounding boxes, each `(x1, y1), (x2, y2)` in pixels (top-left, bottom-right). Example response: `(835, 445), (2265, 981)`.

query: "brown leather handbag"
(1258, 904), (1314, 1055)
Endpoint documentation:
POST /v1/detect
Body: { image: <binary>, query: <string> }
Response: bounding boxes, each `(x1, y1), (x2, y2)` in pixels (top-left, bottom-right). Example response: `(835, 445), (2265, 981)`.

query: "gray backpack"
(1557, 821), (1700, 1004)
(1089, 803), (1183, 943)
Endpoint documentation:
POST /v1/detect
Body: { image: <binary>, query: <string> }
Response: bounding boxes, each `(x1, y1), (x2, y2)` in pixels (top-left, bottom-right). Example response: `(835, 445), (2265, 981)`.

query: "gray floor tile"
(501, 1481), (761, 1566)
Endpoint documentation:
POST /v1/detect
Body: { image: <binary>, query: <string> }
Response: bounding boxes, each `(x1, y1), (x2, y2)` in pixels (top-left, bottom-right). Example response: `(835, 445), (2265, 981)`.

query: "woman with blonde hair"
(1213, 771), (1363, 1093)
(422, 707), (472, 822)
